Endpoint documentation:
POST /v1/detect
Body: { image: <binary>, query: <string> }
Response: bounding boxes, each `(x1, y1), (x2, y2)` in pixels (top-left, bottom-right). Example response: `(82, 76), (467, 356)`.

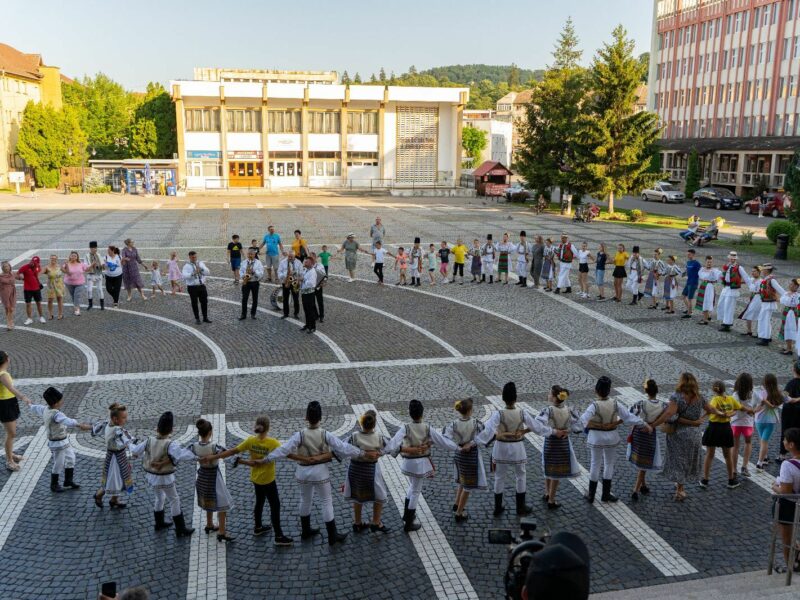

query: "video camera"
(488, 519), (548, 600)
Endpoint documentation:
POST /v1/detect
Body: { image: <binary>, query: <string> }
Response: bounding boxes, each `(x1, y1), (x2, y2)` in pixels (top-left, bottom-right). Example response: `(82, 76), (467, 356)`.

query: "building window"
(791, 76), (798, 97)
(185, 108), (221, 132)
(767, 41), (773, 63)
(779, 77), (787, 98)
(308, 110), (340, 134)
(226, 109), (261, 132)
(267, 110), (301, 133)
(754, 7), (761, 27)
(776, 115), (784, 137)
(347, 111), (378, 134)
(347, 151), (378, 166)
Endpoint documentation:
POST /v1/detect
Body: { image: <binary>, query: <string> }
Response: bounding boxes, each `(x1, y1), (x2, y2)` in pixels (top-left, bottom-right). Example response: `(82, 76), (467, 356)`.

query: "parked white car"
(641, 182), (685, 203)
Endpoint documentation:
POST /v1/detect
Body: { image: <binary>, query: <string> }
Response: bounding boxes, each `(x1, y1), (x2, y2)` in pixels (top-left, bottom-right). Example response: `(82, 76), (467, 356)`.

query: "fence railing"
(185, 177), (461, 192)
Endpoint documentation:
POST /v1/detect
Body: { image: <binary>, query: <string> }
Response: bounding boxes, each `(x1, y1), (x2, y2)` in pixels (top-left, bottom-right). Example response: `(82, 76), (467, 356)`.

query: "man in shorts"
(18, 256), (46, 325)
(681, 248), (701, 318)
(227, 234), (244, 284)
(259, 225), (284, 283)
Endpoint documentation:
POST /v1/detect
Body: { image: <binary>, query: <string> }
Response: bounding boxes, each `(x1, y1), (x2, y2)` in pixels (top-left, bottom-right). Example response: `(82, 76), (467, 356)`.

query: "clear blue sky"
(6, 0), (652, 90)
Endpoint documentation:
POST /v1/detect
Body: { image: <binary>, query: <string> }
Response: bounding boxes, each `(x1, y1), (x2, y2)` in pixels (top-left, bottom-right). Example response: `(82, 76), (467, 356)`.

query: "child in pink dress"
(167, 251), (182, 295)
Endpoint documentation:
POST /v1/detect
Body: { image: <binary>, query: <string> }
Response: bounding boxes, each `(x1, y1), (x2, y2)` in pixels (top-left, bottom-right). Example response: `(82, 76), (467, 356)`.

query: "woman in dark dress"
(121, 238), (147, 302)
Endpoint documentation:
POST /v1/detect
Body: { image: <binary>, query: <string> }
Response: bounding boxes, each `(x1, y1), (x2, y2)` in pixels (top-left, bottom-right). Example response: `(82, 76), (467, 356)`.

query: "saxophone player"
(181, 251), (211, 324)
(277, 251), (303, 320)
(239, 249), (264, 321)
(300, 257), (319, 333)
(310, 252), (327, 323)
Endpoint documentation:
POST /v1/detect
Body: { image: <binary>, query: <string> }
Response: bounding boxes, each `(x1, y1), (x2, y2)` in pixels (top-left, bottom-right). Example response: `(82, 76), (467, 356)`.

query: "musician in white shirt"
(311, 252), (327, 323)
(239, 249), (264, 320)
(277, 251), (303, 319)
(300, 258), (319, 333)
(181, 251), (211, 324)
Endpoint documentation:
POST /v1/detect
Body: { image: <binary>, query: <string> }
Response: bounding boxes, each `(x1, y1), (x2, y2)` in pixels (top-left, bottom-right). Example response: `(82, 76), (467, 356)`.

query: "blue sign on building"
(187, 150), (221, 159)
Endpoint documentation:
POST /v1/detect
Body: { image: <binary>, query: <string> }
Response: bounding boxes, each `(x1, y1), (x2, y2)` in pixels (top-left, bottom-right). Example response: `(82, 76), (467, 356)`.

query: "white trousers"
(588, 446), (616, 481)
(556, 262), (572, 289)
(406, 476), (425, 509)
(153, 483), (182, 516)
(717, 289), (739, 325)
(51, 445), (75, 475)
(299, 481), (334, 522)
(759, 302), (777, 339)
(86, 275), (104, 300)
(493, 462), (526, 494)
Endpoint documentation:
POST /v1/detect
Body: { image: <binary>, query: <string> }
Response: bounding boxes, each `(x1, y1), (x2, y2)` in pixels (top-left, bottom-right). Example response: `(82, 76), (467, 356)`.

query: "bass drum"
(269, 287), (283, 310)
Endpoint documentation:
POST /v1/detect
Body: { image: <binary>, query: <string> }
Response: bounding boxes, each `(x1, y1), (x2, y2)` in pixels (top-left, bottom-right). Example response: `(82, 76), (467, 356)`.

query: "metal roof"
(658, 136), (800, 154)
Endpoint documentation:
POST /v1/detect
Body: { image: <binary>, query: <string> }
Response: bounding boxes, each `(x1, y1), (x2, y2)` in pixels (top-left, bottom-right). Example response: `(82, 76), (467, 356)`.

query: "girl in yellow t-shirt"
(211, 416), (292, 546)
(700, 381), (754, 490)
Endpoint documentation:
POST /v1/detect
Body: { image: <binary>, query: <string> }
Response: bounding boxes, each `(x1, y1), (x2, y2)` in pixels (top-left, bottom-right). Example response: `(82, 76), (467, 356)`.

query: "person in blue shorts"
(227, 235), (243, 284)
(681, 248), (701, 319)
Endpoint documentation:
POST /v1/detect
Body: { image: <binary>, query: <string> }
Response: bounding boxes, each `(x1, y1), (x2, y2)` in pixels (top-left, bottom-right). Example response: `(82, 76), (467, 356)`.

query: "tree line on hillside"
(17, 76), (176, 188)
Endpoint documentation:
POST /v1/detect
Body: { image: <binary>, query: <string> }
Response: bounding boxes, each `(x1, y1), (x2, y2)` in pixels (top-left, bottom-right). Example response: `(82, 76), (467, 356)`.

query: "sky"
(5, 0), (653, 90)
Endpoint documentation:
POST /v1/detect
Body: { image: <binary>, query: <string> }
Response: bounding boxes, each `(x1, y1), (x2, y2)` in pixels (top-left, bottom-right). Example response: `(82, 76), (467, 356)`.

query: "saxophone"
(242, 260), (253, 285)
(284, 259), (300, 292)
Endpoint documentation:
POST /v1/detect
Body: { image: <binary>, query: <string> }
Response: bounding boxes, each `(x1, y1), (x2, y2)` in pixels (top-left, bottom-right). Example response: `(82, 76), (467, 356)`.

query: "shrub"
(87, 185), (111, 194)
(629, 209), (647, 222)
(604, 213), (630, 222)
(736, 230), (755, 246)
(766, 220), (799, 244)
(35, 168), (59, 188)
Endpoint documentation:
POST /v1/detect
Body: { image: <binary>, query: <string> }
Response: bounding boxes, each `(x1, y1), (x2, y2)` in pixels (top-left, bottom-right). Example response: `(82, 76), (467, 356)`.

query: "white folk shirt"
(277, 258), (303, 281)
(130, 438), (197, 487)
(266, 430), (363, 483)
(29, 404), (78, 450)
(181, 261), (210, 286)
(301, 267), (318, 292)
(84, 252), (103, 277)
(476, 408), (553, 464)
(720, 264), (751, 297)
(581, 400), (646, 448)
(384, 423), (460, 478)
(239, 258), (264, 280)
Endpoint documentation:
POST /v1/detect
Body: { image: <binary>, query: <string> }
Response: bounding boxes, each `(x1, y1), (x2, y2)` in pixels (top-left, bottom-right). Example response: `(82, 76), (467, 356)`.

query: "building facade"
(0, 43), (63, 187)
(650, 0), (800, 195)
(171, 77), (468, 189)
(463, 109), (513, 166)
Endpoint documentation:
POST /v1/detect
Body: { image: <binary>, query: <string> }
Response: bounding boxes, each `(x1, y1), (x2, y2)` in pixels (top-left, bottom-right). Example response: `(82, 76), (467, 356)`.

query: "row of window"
(655, 71), (800, 111)
(184, 108), (379, 134)
(664, 113), (800, 139)
(1, 78), (29, 94)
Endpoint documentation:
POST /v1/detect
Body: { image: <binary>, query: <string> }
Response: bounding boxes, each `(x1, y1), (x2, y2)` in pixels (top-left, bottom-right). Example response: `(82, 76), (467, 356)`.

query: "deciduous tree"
(462, 126), (488, 169)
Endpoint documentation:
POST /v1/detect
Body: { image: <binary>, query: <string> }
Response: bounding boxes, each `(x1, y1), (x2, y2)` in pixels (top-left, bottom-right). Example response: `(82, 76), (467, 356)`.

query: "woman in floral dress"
(121, 238), (147, 302)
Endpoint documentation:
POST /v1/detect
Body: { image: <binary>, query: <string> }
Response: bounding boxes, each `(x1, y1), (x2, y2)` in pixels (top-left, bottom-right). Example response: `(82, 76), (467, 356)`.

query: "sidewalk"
(591, 570), (797, 599)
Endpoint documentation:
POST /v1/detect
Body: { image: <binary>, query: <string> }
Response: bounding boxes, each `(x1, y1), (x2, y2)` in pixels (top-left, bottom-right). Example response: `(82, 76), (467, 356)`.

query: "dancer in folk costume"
(739, 266), (764, 337)
(717, 251), (751, 332)
(496, 232), (515, 285)
(476, 382), (564, 517)
(536, 386), (581, 510)
(643, 248), (665, 309)
(444, 398), (487, 523)
(131, 411), (198, 537)
(383, 399), (460, 532)
(779, 278), (800, 355)
(581, 377), (650, 503)
(696, 255), (722, 325)
(756, 264), (786, 346)
(481, 234), (497, 284)
(192, 418), (234, 542)
(661, 255), (683, 314)
(626, 246), (644, 305)
(345, 410), (390, 533)
(628, 380), (669, 501)
(554, 234), (578, 294)
(541, 239), (556, 292)
(469, 239), (482, 283)
(409, 237), (424, 287)
(93, 403), (136, 509)
(514, 232), (532, 287)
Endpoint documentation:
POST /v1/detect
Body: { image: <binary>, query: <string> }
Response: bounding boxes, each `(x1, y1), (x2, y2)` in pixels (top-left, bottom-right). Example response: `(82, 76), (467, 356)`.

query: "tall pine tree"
(341, 70), (351, 84)
(552, 17), (582, 69)
(353, 72), (362, 84)
(379, 67), (387, 82)
(575, 26), (661, 213)
(684, 148), (701, 199)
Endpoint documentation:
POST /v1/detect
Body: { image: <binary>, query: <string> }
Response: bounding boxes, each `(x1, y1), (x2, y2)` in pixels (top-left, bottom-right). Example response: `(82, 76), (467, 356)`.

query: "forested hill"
(420, 64), (543, 85)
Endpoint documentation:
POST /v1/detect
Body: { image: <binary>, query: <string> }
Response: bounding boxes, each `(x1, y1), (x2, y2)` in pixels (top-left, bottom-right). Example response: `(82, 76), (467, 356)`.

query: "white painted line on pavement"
(0, 436), (32, 460)
(223, 203), (230, 209)
(226, 421), (250, 442)
(331, 414), (357, 437)
(188, 203), (197, 210)
(288, 203), (297, 209)
(353, 205), (368, 211)
(8, 325), (100, 376)
(0, 427), (51, 552)
(320, 204), (330, 209)
(153, 203), (163, 210)
(68, 433), (105, 459)
(187, 413), (227, 600)
(487, 395), (698, 577)
(8, 249), (38, 267)
(256, 203), (264, 209)
(352, 404), (479, 600)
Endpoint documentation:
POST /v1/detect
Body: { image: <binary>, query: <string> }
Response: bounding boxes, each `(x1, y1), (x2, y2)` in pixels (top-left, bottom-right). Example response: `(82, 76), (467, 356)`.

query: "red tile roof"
(0, 43), (44, 81)
(512, 89), (534, 105)
(473, 160), (512, 177)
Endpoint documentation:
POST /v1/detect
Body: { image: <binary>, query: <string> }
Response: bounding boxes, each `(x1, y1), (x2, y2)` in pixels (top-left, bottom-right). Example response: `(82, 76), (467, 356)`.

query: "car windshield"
(659, 183), (676, 192)
(714, 188), (735, 198)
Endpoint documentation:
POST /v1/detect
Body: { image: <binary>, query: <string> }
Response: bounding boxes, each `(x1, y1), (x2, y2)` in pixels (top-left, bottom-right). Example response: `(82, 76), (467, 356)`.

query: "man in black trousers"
(181, 251), (211, 324)
(299, 257), (318, 333)
(277, 250), (302, 319)
(239, 248), (264, 320)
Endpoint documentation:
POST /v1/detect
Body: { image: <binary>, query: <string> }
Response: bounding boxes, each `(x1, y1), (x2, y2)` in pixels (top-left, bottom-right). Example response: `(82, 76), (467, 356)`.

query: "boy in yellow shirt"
(451, 239), (469, 285)
(701, 381), (755, 490)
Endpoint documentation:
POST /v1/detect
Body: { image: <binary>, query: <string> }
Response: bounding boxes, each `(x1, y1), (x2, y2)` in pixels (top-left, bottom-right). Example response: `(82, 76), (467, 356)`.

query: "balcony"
(711, 171), (737, 185)
(666, 168), (686, 181)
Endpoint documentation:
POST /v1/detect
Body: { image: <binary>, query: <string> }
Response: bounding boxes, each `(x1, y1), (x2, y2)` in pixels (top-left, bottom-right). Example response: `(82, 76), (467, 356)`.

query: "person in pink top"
(61, 251), (90, 316)
(167, 250), (183, 295)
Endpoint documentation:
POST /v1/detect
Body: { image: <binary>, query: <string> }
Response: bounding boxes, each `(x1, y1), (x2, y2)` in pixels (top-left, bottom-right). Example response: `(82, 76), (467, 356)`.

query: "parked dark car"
(692, 187), (742, 210)
(743, 192), (791, 218)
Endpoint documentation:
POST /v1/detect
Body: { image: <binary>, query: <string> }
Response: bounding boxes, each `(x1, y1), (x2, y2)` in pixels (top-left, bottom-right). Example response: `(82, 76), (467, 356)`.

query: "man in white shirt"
(311, 252), (327, 323)
(277, 251), (303, 319)
(239, 249), (265, 321)
(300, 258), (319, 333)
(181, 251), (211, 324)
(84, 241), (105, 310)
(555, 234), (578, 294)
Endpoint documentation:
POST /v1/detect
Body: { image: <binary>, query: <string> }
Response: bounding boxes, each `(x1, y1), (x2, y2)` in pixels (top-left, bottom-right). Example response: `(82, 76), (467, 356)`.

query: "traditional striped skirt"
(196, 465), (232, 512)
(662, 275), (676, 300)
(695, 280), (711, 310)
(347, 460), (376, 503)
(454, 446), (480, 489)
(628, 428), (657, 470)
(541, 259), (554, 280)
(644, 272), (659, 297)
(498, 252), (509, 273)
(542, 436), (573, 479)
(101, 448), (133, 495)
(471, 255), (482, 275)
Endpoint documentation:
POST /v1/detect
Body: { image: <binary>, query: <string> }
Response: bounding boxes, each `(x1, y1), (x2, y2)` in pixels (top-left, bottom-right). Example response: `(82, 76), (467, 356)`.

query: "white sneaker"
(39, 316), (46, 323)
(24, 318), (33, 325)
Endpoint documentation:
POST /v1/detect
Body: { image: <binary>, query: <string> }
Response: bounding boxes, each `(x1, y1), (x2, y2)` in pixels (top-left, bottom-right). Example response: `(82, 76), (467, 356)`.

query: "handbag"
(659, 422), (677, 435)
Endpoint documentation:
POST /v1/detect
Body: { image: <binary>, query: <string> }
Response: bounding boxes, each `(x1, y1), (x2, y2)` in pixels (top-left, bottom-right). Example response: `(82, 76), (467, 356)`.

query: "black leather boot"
(585, 480), (598, 503)
(601, 479), (618, 503)
(300, 515), (320, 539)
(404, 508), (421, 532)
(63, 467), (80, 489)
(100, 299), (105, 310)
(515, 492), (532, 516)
(565, 286), (572, 294)
(325, 519), (347, 545)
(493, 493), (504, 516)
(50, 473), (64, 493)
(87, 299), (93, 310)
(154, 510), (173, 531)
(173, 512), (195, 537)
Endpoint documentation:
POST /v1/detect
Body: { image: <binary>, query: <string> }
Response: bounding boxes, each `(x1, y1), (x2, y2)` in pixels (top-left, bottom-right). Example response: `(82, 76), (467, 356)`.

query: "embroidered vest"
(105, 425), (127, 451)
(143, 437), (175, 475)
(548, 405), (572, 430)
(44, 408), (67, 442)
(192, 441), (219, 468)
(297, 427), (331, 462)
(450, 418), (478, 446)
(760, 276), (778, 302)
(590, 399), (619, 426)
(559, 244), (573, 263)
(723, 263), (742, 289)
(497, 408), (525, 435)
(402, 422), (431, 458)
(642, 400), (665, 424)
(351, 431), (383, 462)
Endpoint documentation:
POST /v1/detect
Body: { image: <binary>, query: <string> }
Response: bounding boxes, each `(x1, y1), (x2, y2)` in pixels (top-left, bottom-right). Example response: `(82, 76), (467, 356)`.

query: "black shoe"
(154, 510), (173, 531)
(204, 525), (219, 534)
(640, 485), (650, 495)
(202, 318), (212, 323)
(554, 288), (561, 294)
(100, 299), (105, 310)
(369, 523), (390, 533)
(601, 479), (618, 503)
(585, 480), (598, 503)
(87, 299), (93, 310)
(239, 315), (247, 321)
(516, 492), (533, 516)
(699, 479), (709, 489)
(50, 474), (64, 493)
(727, 478), (741, 489)
(173, 512), (195, 537)
(404, 508), (421, 532)
(565, 287), (572, 294)
(493, 493), (504, 516)
(307, 328), (316, 333)
(274, 534), (293, 546)
(253, 525), (272, 536)
(631, 491), (640, 502)
(280, 315), (288, 319)
(63, 468), (80, 490)
(547, 502), (561, 510)
(195, 319), (201, 324)
(318, 317), (324, 323)
(300, 516), (320, 540)
(300, 326), (308, 331)
(454, 513), (469, 523)
(217, 533), (235, 543)
(251, 314), (257, 319)
(352, 522), (368, 533)
(756, 338), (770, 346)
(325, 519), (348, 545)
(109, 498), (127, 510)
(719, 325), (731, 332)
(629, 300), (637, 305)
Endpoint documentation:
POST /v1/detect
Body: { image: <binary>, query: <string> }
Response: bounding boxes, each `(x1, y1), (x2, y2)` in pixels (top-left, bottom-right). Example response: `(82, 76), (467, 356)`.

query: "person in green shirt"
(318, 245), (331, 276)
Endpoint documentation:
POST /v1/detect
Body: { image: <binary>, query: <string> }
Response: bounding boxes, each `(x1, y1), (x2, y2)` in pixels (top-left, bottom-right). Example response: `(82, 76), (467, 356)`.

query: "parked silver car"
(641, 182), (685, 203)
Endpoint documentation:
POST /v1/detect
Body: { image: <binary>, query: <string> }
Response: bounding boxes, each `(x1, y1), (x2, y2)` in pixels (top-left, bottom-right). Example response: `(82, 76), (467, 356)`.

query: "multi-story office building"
(650, 0), (800, 195)
(463, 109), (513, 166)
(171, 73), (468, 189)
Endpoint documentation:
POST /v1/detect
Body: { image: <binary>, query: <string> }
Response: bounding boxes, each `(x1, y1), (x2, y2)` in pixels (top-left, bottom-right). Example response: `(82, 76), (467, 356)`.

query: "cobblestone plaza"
(0, 196), (793, 599)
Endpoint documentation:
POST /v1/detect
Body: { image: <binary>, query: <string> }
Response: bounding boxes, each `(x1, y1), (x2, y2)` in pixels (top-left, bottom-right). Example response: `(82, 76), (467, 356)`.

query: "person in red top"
(554, 234), (578, 294)
(716, 251), (751, 332)
(757, 264), (786, 346)
(16, 256), (46, 325)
